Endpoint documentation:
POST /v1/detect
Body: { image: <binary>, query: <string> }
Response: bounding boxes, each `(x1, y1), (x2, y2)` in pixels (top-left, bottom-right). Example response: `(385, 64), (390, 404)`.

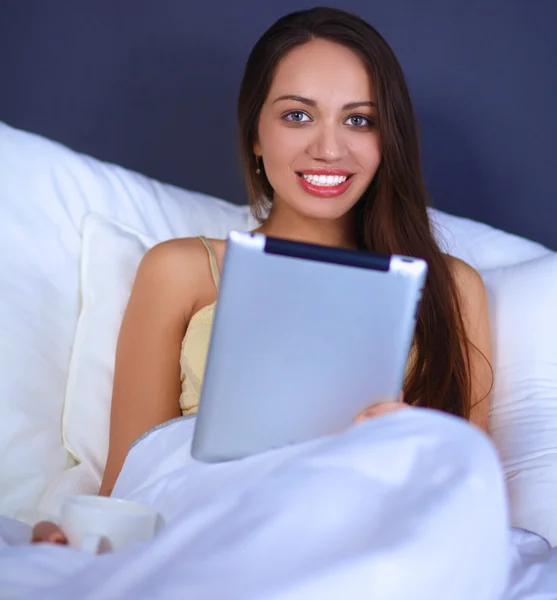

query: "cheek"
(258, 120), (306, 171)
(355, 135), (382, 173)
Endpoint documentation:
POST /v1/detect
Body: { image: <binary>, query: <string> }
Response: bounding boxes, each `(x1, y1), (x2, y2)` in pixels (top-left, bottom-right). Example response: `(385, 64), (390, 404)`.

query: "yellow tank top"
(179, 237), (416, 416)
(179, 237), (220, 416)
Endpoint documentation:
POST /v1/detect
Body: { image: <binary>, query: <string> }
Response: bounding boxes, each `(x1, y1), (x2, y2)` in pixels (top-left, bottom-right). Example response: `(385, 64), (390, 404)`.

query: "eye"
(345, 115), (374, 128)
(283, 111), (311, 123)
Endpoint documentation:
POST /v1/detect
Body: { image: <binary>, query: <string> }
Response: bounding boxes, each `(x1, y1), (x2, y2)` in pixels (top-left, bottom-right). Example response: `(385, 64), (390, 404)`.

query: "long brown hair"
(237, 7), (474, 418)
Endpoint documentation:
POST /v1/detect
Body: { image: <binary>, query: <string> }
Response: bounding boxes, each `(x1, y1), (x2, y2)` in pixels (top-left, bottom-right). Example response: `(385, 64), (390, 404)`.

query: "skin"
(32, 38), (492, 544)
(253, 40), (381, 247)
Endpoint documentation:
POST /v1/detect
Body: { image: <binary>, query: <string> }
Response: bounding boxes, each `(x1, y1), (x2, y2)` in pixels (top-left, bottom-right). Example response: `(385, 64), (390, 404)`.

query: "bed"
(1, 3), (557, 598)
(0, 118), (556, 598)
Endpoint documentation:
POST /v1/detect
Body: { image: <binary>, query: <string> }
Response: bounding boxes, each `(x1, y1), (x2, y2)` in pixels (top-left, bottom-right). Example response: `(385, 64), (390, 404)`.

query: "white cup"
(60, 495), (158, 554)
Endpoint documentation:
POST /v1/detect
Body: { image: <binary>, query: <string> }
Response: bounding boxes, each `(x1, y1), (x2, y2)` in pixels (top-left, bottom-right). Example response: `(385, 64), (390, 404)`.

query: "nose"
(306, 119), (348, 162)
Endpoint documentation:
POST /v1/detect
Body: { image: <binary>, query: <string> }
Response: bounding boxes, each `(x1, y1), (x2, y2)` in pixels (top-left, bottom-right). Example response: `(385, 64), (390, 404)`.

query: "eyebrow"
(272, 95), (376, 110)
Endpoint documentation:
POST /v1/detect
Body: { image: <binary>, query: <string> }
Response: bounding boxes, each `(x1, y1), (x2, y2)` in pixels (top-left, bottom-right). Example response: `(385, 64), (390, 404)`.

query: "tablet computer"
(191, 230), (427, 463)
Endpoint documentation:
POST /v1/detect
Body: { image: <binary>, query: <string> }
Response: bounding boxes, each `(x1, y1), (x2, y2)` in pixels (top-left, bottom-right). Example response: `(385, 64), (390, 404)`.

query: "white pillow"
(63, 216), (157, 478)
(36, 216), (158, 520)
(52, 214), (557, 547)
(0, 121), (252, 519)
(429, 209), (550, 269)
(481, 253), (557, 545)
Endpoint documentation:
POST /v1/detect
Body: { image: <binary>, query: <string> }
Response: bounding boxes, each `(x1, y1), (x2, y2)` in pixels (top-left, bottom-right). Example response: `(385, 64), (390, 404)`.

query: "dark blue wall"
(1, 0), (555, 248)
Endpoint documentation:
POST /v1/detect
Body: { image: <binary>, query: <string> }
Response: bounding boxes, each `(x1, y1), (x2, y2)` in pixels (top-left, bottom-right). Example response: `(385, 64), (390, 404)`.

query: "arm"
(32, 239), (207, 541)
(451, 258), (493, 433)
(99, 240), (199, 496)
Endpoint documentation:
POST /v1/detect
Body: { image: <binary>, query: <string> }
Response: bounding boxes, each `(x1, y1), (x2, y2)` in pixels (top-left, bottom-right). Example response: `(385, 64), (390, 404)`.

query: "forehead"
(268, 38), (374, 104)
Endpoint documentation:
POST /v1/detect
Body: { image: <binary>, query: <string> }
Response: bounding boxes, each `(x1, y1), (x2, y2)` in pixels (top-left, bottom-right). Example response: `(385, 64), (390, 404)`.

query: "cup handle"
(79, 533), (107, 554)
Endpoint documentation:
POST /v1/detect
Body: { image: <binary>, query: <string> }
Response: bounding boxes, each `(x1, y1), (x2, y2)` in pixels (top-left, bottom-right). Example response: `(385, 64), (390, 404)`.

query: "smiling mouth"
(295, 171), (355, 198)
(296, 172), (353, 187)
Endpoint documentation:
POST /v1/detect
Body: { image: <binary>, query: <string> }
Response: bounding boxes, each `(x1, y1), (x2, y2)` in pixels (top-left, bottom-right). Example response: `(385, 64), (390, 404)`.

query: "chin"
(295, 197), (357, 222)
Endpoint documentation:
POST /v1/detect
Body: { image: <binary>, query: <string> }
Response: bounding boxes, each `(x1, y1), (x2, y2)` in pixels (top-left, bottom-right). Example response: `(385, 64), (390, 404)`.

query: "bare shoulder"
(443, 255), (488, 320)
(142, 237), (226, 270)
(444, 255), (486, 295)
(140, 237), (211, 276)
(134, 237), (223, 317)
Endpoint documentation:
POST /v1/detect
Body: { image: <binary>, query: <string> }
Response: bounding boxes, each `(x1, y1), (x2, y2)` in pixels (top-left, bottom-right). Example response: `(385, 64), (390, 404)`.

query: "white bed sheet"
(0, 410), (556, 600)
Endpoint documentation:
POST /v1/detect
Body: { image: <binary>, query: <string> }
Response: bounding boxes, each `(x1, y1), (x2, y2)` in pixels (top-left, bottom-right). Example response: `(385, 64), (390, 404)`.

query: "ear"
(253, 139), (262, 156)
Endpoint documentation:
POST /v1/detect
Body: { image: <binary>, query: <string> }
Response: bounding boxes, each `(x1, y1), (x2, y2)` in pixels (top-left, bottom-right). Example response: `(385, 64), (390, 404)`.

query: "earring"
(255, 156), (261, 175)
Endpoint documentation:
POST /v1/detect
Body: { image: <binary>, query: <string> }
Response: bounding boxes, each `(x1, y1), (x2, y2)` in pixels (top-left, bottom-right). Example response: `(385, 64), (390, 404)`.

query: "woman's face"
(255, 38), (381, 223)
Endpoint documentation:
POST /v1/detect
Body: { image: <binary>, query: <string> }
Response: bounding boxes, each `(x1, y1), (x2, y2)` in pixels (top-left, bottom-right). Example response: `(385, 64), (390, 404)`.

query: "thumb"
(354, 396), (408, 423)
(31, 521), (68, 545)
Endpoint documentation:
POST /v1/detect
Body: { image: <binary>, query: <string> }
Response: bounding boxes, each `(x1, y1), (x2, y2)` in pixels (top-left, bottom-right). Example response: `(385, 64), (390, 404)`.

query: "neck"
(254, 203), (358, 249)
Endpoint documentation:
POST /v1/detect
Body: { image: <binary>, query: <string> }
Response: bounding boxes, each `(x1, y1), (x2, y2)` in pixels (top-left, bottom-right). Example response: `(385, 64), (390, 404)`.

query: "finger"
(31, 522), (68, 545)
(354, 401), (409, 423)
(354, 398), (397, 421)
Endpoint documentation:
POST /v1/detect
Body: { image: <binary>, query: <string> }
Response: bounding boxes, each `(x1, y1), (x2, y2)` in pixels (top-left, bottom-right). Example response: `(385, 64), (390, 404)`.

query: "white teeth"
(301, 174), (348, 186)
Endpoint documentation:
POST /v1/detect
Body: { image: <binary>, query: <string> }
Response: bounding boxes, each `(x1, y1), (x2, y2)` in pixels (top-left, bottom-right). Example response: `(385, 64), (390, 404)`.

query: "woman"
(33, 6), (492, 544)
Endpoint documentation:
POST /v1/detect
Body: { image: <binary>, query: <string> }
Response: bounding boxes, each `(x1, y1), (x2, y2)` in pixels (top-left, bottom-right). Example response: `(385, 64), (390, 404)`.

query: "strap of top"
(198, 236), (220, 291)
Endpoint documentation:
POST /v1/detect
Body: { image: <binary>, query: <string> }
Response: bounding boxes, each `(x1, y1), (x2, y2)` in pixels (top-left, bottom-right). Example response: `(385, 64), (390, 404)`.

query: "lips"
(296, 169), (354, 198)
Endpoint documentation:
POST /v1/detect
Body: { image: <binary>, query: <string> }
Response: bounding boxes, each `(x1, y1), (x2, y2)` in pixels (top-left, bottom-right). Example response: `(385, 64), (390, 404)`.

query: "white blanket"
(1, 409), (556, 600)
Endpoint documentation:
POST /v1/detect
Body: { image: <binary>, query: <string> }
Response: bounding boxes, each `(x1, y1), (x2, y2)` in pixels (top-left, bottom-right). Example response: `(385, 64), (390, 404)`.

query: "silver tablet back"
(191, 231), (427, 462)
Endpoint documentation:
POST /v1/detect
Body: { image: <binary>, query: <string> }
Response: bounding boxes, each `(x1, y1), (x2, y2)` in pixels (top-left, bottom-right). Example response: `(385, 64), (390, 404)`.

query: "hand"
(354, 393), (409, 424)
(31, 521), (68, 545)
